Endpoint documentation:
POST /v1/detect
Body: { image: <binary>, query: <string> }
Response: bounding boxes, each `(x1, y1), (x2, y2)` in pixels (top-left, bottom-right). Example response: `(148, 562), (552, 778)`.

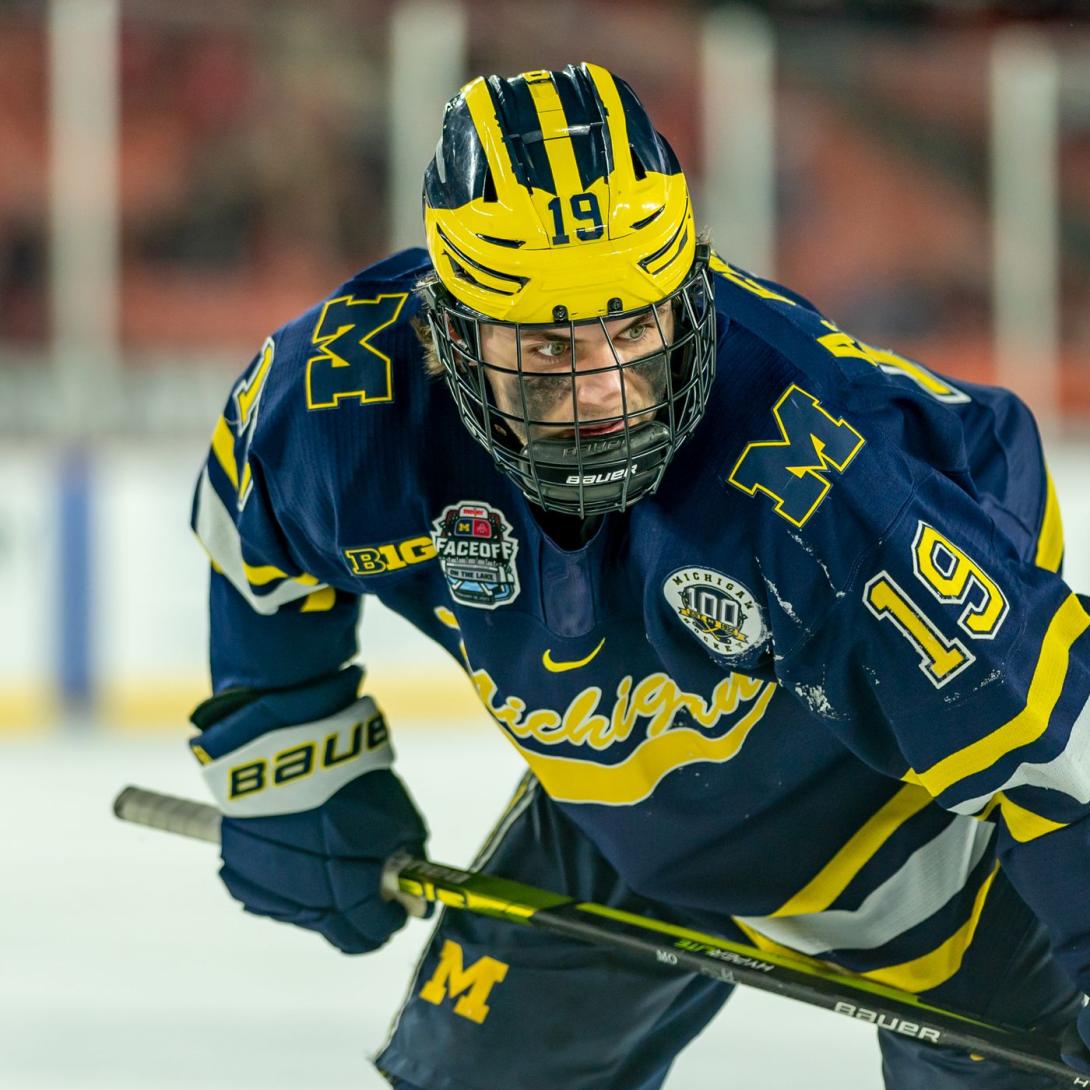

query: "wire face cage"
(423, 249), (717, 517)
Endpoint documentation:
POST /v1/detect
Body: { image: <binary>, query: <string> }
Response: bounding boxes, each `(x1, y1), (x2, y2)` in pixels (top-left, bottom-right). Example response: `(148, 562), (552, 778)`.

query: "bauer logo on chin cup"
(196, 696), (394, 818)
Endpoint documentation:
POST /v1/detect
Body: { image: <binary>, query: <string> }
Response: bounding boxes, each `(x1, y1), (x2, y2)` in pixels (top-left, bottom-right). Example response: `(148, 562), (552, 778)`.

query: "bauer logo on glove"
(193, 696), (394, 818)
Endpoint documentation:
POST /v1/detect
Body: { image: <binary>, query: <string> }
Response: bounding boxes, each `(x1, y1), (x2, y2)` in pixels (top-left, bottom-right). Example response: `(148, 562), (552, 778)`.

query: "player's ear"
(446, 315), (467, 345)
(444, 315), (479, 369)
(453, 316), (487, 369)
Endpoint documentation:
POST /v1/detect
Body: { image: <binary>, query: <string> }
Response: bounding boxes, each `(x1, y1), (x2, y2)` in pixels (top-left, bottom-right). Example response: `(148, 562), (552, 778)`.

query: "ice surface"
(0, 726), (877, 1090)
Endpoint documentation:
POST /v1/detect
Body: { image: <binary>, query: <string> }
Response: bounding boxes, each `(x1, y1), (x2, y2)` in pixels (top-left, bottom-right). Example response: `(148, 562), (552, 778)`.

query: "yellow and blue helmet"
(421, 62), (716, 516)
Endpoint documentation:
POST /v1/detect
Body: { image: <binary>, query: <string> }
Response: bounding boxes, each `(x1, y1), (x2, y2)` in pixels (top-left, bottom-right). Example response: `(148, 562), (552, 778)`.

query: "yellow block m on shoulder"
(729, 385), (865, 528)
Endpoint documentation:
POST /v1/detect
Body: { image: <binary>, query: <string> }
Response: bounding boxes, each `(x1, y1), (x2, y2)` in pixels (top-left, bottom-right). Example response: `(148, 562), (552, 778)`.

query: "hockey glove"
(189, 668), (428, 954)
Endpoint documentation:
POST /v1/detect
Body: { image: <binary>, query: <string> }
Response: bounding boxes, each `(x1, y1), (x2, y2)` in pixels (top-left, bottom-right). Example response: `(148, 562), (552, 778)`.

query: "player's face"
(477, 306), (675, 444)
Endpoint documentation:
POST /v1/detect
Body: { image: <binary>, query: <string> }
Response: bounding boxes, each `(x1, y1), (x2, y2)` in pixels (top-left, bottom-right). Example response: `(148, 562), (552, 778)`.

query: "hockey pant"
(374, 774), (1081, 1090)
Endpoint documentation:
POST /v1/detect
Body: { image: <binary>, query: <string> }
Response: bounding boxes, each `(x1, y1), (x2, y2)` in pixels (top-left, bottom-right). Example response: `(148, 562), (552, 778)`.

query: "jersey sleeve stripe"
(733, 860), (1000, 994)
(300, 586), (337, 612)
(193, 468), (327, 616)
(210, 415), (240, 492)
(738, 818), (994, 956)
(1034, 469), (1064, 573)
(910, 593), (1090, 798)
(859, 861), (999, 994)
(991, 791), (1068, 843)
(951, 696), (1090, 814)
(770, 782), (932, 918)
(240, 560), (319, 588)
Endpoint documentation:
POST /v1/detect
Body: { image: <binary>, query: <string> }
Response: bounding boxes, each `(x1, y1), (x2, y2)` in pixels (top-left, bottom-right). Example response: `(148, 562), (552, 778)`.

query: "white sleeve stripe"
(952, 693), (1090, 815)
(194, 467), (326, 616)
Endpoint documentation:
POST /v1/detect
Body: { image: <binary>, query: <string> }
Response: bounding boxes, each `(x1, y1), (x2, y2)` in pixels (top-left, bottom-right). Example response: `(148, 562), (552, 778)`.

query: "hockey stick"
(113, 784), (1087, 1087)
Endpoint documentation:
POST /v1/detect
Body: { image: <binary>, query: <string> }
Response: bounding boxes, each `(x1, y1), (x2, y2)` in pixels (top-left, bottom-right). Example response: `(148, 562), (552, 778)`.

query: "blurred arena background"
(2, 1), (1090, 1087)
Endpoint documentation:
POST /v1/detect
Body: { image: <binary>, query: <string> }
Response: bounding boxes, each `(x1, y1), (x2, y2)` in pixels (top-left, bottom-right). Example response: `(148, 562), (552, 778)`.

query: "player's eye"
(619, 321), (652, 342)
(531, 340), (570, 359)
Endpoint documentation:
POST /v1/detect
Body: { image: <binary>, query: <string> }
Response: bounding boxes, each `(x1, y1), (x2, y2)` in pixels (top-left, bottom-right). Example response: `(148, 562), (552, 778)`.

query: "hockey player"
(189, 63), (1090, 1088)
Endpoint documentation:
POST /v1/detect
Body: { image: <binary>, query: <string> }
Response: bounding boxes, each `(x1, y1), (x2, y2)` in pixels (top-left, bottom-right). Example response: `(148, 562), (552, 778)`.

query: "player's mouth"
(575, 420), (627, 437)
(531, 407), (657, 443)
(539, 420), (626, 442)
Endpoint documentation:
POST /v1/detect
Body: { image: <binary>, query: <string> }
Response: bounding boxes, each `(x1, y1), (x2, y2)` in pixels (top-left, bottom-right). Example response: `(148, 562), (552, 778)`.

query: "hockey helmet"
(420, 62), (716, 516)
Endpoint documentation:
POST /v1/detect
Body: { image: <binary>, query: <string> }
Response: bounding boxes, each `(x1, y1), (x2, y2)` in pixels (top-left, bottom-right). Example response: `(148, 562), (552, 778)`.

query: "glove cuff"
(193, 694), (394, 818)
(191, 665), (363, 742)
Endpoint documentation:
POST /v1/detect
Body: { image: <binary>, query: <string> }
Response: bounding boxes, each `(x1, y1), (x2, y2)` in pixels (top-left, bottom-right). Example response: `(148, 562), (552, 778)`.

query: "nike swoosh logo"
(542, 637), (606, 673)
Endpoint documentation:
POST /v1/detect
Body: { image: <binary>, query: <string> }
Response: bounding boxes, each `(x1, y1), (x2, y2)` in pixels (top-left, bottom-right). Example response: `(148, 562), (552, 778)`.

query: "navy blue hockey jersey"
(192, 248), (1090, 999)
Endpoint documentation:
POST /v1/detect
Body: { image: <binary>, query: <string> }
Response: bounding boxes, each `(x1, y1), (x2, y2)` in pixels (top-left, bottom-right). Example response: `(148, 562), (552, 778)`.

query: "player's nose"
(572, 334), (625, 411)
(573, 367), (625, 420)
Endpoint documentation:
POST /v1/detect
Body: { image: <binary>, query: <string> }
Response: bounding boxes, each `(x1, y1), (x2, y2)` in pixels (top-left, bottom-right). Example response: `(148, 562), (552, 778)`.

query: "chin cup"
(520, 421), (672, 512)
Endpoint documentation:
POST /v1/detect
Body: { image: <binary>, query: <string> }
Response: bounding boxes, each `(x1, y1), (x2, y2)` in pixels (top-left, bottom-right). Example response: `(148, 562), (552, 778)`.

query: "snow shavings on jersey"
(792, 682), (837, 718)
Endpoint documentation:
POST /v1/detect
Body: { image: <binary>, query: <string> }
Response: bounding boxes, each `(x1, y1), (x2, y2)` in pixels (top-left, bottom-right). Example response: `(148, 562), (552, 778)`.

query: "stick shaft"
(114, 785), (221, 843)
(113, 785), (1087, 1086)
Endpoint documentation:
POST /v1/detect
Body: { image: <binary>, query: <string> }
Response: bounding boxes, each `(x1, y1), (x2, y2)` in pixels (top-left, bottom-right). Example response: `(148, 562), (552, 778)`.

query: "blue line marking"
(58, 448), (92, 709)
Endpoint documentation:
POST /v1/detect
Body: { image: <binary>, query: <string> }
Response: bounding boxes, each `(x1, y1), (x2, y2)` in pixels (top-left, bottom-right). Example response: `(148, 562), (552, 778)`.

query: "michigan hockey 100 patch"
(664, 567), (768, 660)
(432, 501), (521, 610)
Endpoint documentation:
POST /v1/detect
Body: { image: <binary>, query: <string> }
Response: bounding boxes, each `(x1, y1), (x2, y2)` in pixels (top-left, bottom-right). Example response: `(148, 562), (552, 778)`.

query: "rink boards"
(1, 438), (1088, 733)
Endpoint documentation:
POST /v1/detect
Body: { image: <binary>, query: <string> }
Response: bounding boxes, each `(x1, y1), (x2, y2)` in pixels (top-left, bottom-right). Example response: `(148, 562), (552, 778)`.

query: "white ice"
(0, 725), (877, 1090)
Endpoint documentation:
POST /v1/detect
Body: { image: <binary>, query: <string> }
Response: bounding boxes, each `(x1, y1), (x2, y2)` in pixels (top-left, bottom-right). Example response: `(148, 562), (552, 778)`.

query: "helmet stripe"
(585, 64), (635, 188)
(462, 77), (521, 194)
(524, 74), (585, 198)
(554, 66), (613, 191)
(486, 74), (557, 194)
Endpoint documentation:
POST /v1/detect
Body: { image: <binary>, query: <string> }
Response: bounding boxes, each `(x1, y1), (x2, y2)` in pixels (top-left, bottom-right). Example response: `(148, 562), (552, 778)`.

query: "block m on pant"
(419, 940), (510, 1024)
